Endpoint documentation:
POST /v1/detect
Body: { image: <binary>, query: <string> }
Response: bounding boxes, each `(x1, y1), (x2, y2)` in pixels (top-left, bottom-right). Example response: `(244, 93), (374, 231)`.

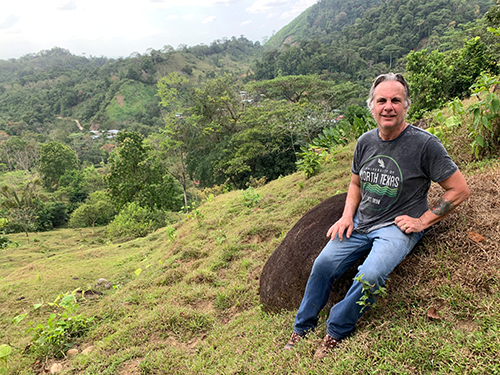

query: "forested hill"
(267, 0), (493, 49)
(0, 37), (260, 134)
(0, 0), (494, 135)
(257, 0), (494, 81)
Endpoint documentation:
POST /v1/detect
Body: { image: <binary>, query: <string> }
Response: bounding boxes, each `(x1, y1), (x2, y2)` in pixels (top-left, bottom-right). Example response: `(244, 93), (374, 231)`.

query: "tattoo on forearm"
(430, 198), (455, 216)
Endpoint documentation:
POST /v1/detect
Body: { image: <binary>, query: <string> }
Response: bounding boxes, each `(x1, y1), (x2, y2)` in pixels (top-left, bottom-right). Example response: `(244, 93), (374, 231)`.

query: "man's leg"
(292, 231), (373, 336)
(325, 225), (424, 341)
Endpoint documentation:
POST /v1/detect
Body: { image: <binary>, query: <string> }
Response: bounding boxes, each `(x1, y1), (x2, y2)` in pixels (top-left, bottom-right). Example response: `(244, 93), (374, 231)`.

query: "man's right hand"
(326, 216), (354, 241)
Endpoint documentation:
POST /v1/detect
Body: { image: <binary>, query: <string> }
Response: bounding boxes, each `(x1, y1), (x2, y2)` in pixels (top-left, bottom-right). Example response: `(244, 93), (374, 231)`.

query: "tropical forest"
(1, 0), (500, 373)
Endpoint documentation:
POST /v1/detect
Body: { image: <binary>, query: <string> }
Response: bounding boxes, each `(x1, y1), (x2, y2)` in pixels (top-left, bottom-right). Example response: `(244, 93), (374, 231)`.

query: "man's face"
(371, 80), (408, 132)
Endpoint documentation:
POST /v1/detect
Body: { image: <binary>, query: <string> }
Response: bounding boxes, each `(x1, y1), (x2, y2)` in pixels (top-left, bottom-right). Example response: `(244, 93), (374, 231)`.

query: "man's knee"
(311, 254), (335, 276)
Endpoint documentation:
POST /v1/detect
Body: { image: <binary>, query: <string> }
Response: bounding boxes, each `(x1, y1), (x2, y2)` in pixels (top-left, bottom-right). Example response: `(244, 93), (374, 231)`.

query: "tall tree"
(38, 141), (79, 190)
(156, 72), (196, 209)
(106, 131), (182, 211)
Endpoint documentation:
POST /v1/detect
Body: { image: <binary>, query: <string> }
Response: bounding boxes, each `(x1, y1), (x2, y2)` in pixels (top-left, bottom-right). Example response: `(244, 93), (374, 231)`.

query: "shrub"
(107, 202), (167, 239)
(241, 187), (261, 208)
(450, 74), (500, 158)
(69, 191), (116, 232)
(296, 148), (326, 178)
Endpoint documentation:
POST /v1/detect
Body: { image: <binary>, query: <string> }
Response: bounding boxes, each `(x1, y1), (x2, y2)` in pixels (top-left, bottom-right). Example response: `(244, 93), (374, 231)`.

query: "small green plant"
(296, 148), (326, 178)
(183, 203), (204, 220)
(107, 202), (160, 239)
(427, 103), (461, 139)
(215, 230), (227, 245)
(0, 344), (12, 374)
(27, 292), (94, 358)
(310, 115), (377, 150)
(354, 274), (387, 313)
(165, 225), (177, 241)
(449, 74), (500, 157)
(0, 234), (10, 249)
(241, 187), (261, 208)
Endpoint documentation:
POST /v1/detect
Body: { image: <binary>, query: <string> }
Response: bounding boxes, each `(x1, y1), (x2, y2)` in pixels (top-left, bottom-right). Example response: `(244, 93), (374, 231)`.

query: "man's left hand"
(394, 215), (424, 233)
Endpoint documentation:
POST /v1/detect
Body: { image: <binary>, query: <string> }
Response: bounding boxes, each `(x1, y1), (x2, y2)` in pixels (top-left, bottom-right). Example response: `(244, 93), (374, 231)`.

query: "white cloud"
(0, 0), (161, 45)
(280, 0), (316, 19)
(0, 0), (310, 59)
(58, 0), (77, 11)
(202, 16), (216, 23)
(146, 0), (238, 9)
(0, 15), (21, 30)
(246, 0), (290, 14)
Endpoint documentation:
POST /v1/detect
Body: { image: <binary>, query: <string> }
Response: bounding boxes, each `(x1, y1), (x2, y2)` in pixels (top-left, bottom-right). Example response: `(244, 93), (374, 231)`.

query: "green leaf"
(475, 135), (485, 147)
(0, 344), (12, 359)
(491, 97), (500, 114)
(12, 314), (26, 326)
(60, 294), (76, 309)
(444, 116), (460, 128)
(135, 268), (142, 277)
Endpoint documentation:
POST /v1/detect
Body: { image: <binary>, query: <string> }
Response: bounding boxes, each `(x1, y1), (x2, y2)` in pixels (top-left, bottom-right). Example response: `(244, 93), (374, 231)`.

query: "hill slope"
(267, 0), (493, 49)
(0, 38), (259, 133)
(1, 140), (499, 373)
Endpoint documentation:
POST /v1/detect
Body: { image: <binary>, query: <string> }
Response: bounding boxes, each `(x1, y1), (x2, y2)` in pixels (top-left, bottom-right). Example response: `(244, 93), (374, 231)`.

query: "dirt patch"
(119, 358), (142, 375)
(116, 94), (125, 107)
(281, 34), (296, 47)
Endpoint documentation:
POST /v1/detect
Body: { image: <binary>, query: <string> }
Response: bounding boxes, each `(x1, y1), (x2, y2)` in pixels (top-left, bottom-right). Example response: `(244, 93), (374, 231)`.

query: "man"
(284, 73), (470, 360)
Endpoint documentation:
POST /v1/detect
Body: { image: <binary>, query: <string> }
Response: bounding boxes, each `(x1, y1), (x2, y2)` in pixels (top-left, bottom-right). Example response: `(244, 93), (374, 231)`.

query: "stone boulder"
(259, 193), (367, 312)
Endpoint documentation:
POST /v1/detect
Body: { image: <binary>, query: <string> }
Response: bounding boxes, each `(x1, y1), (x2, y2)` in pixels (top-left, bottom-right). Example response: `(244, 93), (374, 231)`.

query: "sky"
(0, 0), (318, 60)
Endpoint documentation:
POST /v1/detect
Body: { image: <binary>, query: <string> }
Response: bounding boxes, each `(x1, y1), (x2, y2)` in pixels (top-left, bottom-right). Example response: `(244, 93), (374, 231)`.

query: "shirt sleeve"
(351, 141), (361, 175)
(421, 136), (458, 183)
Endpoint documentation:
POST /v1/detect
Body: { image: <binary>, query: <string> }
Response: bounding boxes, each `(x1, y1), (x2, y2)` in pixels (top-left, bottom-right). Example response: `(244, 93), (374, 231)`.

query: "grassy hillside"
(1, 139), (500, 373)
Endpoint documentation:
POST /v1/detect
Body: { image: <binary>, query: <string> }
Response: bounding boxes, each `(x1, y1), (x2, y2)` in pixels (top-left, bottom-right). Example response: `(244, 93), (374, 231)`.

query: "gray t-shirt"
(351, 125), (458, 233)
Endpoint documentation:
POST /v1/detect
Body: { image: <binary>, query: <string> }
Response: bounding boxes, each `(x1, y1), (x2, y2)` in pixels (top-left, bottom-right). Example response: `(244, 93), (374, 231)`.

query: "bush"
(296, 148), (326, 178)
(0, 219), (9, 248)
(309, 107), (376, 151)
(107, 202), (167, 239)
(0, 234), (10, 249)
(33, 201), (69, 232)
(69, 191), (115, 230)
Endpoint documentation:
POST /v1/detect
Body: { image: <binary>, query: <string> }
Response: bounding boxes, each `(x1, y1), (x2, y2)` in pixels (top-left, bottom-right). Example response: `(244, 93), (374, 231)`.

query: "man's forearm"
(342, 174), (362, 219)
(418, 172), (470, 230)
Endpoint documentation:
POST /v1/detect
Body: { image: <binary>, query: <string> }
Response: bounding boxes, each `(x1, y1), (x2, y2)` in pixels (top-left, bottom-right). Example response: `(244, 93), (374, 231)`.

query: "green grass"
(1, 142), (500, 374)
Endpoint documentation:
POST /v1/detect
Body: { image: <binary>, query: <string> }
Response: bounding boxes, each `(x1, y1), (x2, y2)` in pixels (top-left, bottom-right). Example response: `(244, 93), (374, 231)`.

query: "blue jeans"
(293, 221), (424, 340)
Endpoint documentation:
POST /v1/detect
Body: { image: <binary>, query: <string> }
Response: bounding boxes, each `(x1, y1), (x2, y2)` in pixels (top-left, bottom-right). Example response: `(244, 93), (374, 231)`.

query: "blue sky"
(0, 0), (317, 60)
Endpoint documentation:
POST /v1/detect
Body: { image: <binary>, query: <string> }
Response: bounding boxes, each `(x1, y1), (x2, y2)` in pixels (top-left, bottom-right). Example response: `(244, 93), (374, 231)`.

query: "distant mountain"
(255, 0), (495, 81)
(0, 37), (260, 133)
(266, 0), (386, 49)
(267, 0), (494, 50)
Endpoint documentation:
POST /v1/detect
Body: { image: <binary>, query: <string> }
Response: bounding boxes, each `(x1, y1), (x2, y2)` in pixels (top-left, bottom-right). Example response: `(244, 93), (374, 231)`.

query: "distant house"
(107, 130), (120, 139)
(90, 129), (120, 139)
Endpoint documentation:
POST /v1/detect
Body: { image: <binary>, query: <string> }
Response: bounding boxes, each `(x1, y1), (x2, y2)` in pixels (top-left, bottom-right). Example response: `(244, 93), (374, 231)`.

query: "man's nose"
(383, 101), (394, 111)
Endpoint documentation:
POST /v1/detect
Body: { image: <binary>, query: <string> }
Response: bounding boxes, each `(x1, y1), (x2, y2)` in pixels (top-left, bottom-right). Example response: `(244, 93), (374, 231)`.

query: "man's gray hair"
(366, 73), (411, 110)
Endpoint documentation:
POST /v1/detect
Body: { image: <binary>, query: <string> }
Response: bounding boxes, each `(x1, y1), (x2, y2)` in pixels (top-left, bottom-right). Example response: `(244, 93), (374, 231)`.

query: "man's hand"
(394, 215), (424, 234)
(396, 170), (470, 233)
(326, 216), (354, 241)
